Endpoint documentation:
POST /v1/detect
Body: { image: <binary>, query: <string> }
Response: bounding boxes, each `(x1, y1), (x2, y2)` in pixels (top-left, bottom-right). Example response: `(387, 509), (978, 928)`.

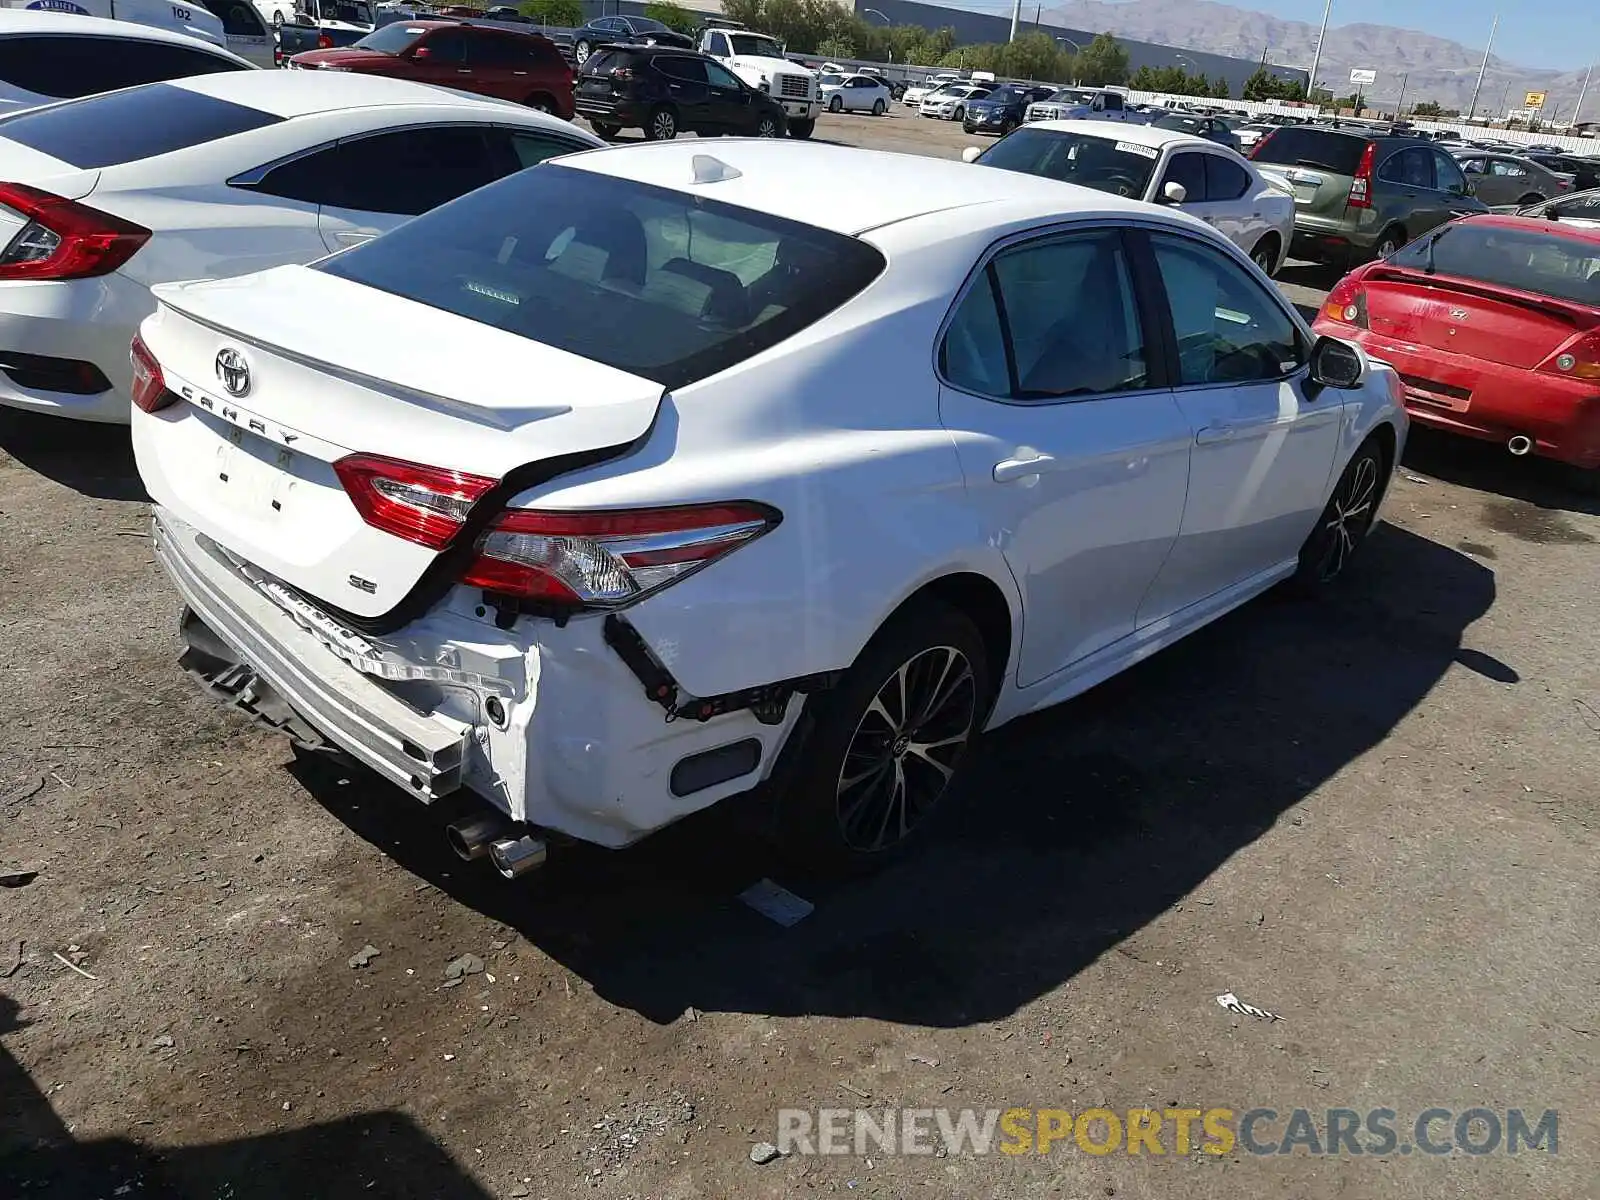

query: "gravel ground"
(2, 108), (1598, 1200)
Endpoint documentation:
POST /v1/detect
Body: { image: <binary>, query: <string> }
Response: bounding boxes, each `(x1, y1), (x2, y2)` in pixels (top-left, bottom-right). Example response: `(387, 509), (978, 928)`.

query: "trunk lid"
(1363, 266), (1598, 368)
(132, 265), (663, 619)
(0, 137), (100, 200)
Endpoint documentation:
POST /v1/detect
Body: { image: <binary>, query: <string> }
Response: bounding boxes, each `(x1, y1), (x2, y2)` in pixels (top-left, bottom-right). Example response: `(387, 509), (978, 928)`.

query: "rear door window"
(1249, 126), (1366, 175)
(316, 163), (886, 389)
(1204, 154), (1251, 201)
(0, 35), (246, 102)
(0, 83), (277, 169)
(254, 126), (502, 215)
(1162, 151), (1208, 201)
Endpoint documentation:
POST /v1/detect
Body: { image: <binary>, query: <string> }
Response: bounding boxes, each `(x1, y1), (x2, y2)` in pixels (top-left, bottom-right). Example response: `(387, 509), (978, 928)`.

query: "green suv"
(1249, 125), (1488, 266)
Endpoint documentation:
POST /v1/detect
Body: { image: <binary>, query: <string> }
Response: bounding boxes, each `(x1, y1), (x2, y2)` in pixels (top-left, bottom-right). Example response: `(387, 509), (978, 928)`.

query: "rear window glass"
(0, 34), (246, 101)
(1249, 126), (1367, 175)
(0, 84), (279, 169)
(318, 164), (886, 389)
(1387, 221), (1600, 306)
(352, 24), (428, 52)
(580, 48), (627, 76)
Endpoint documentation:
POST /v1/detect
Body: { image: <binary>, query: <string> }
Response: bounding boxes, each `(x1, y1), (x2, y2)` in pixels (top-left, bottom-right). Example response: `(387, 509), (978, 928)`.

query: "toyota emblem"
(215, 347), (250, 397)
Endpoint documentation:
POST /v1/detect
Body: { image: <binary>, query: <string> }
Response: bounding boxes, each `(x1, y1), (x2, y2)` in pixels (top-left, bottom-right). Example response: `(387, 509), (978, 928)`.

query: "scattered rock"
(0, 939), (22, 978)
(348, 945), (381, 969)
(509, 1188), (530, 1198)
(3, 776), (44, 805)
(150, 1035), (175, 1050)
(1253, 912), (1265, 926)
(0, 866), (39, 888)
(444, 953), (485, 980)
(750, 1142), (783, 1165)
(489, 939), (509, 951)
(682, 1006), (700, 1023)
(281, 1101), (291, 1111)
(905, 1053), (939, 1068)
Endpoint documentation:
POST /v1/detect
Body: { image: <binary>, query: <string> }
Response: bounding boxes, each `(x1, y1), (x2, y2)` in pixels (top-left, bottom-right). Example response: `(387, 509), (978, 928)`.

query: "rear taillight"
(1247, 128), (1276, 160)
(334, 453), (499, 551)
(1321, 271), (1370, 328)
(317, 33), (333, 48)
(462, 502), (778, 611)
(609, 66), (633, 80)
(0, 183), (150, 281)
(1348, 142), (1376, 209)
(1536, 330), (1600, 380)
(129, 333), (172, 413)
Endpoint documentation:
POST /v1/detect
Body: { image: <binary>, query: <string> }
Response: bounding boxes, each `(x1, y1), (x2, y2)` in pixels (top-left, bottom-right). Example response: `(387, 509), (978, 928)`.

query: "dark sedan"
(1148, 110), (1241, 151)
(960, 83), (1055, 136)
(570, 15), (693, 67)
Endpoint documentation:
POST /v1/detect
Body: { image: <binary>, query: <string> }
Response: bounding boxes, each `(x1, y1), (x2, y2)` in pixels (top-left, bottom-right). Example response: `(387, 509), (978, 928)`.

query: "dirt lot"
(3, 108), (1599, 1200)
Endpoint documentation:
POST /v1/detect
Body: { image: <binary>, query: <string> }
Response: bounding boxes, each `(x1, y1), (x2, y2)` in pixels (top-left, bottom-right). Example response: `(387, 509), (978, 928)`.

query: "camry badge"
(215, 348), (250, 397)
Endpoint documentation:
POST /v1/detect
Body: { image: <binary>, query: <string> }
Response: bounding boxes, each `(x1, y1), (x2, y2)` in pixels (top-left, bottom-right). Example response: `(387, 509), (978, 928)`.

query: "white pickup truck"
(1024, 87), (1150, 125)
(698, 26), (820, 139)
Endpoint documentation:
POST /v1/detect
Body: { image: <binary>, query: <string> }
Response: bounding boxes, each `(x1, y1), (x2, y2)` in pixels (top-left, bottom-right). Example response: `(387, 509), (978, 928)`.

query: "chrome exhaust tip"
(445, 813), (510, 862)
(1507, 434), (1533, 456)
(489, 835), (548, 880)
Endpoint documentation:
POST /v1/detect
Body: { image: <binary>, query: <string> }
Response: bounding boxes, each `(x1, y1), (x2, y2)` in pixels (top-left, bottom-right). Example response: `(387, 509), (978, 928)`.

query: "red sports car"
(1313, 214), (1600, 472)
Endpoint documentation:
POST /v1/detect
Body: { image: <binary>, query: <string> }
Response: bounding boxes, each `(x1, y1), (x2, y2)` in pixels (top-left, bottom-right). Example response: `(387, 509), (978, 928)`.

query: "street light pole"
(1395, 70), (1407, 117)
(1466, 12), (1499, 121)
(1056, 37), (1082, 84)
(1009, 0), (1021, 42)
(1575, 62), (1594, 128)
(1307, 0), (1334, 98)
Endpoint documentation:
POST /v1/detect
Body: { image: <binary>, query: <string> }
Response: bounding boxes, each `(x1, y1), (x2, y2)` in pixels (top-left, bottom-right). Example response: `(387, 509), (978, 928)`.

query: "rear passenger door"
(937, 227), (1192, 686)
(654, 54), (713, 128)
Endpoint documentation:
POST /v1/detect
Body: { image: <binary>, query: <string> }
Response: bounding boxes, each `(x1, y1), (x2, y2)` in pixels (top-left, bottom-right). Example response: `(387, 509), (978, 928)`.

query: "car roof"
(1028, 119), (1223, 152)
(555, 140), (1163, 236)
(1459, 212), (1600, 246)
(0, 8), (244, 56)
(167, 69), (538, 117)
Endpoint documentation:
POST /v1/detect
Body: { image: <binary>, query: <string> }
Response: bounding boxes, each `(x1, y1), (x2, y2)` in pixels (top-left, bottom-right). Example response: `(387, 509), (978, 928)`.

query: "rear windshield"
(1250, 126), (1367, 175)
(581, 48), (628, 76)
(352, 24), (427, 52)
(318, 164), (886, 389)
(0, 84), (280, 169)
(975, 127), (1159, 199)
(1388, 221), (1600, 306)
(1047, 88), (1097, 105)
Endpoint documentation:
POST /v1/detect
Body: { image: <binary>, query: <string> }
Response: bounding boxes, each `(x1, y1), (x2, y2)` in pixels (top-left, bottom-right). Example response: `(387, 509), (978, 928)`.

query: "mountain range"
(1041, 0), (1593, 121)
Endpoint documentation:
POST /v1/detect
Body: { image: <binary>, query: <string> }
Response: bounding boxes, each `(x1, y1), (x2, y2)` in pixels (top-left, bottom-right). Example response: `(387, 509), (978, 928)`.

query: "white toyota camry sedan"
(963, 120), (1296, 276)
(0, 70), (600, 424)
(130, 141), (1407, 877)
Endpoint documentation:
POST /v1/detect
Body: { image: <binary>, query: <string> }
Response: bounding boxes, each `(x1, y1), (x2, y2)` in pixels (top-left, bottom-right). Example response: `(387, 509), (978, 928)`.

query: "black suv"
(576, 47), (787, 142)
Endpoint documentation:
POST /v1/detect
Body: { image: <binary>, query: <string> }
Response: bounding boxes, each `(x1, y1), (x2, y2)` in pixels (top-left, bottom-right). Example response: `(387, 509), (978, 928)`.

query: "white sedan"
(963, 120), (1296, 276)
(131, 140), (1404, 877)
(902, 75), (961, 106)
(0, 71), (600, 424)
(820, 72), (892, 115)
(920, 83), (990, 121)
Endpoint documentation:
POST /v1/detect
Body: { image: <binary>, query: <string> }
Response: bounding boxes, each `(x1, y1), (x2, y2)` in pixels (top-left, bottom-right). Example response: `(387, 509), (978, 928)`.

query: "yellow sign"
(1524, 91), (1548, 109)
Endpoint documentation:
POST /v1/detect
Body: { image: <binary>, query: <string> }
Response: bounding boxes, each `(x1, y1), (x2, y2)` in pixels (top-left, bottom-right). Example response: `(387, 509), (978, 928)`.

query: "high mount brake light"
(462, 502), (779, 611)
(334, 454), (499, 551)
(129, 333), (172, 413)
(0, 183), (150, 281)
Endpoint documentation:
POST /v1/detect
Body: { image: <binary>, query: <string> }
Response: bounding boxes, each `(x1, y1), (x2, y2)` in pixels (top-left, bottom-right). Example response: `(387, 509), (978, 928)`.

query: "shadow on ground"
(0, 409), (146, 503)
(0, 995), (491, 1199)
(1402, 426), (1599, 518)
(289, 522), (1500, 1028)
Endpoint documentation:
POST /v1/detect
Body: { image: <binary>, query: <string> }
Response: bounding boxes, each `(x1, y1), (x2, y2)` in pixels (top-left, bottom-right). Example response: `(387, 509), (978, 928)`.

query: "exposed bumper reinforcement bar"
(154, 511), (470, 801)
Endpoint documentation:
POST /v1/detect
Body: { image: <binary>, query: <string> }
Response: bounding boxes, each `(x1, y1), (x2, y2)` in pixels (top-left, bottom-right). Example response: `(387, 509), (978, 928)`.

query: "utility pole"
(1307, 0), (1334, 98)
(1575, 62), (1594, 128)
(1009, 0), (1021, 42)
(1466, 13), (1499, 121)
(1395, 71), (1408, 116)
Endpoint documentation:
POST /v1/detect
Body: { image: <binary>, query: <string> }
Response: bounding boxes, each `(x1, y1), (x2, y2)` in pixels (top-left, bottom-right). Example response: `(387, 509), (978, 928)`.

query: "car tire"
(525, 93), (555, 115)
(1371, 226), (1406, 260)
(952, 105), (965, 122)
(872, 97), (886, 115)
(829, 94), (843, 112)
(589, 120), (621, 141)
(574, 38), (592, 64)
(754, 112), (783, 138)
(787, 118), (815, 140)
(1517, 192), (1545, 207)
(644, 105), (678, 141)
(776, 599), (991, 875)
(1250, 234), (1282, 278)
(1290, 437), (1386, 591)
(1001, 117), (1017, 134)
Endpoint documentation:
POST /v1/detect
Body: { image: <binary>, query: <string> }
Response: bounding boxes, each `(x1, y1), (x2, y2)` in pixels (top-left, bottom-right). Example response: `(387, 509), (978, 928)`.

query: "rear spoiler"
(1366, 266), (1598, 327)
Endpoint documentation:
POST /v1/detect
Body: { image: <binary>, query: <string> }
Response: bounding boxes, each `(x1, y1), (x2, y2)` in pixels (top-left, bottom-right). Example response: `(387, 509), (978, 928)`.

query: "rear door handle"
(993, 450), (1056, 482)
(1196, 423), (1244, 445)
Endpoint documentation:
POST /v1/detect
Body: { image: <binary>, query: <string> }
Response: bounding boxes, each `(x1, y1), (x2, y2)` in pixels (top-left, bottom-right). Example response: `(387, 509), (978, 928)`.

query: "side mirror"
(1309, 335), (1366, 390)
(1161, 181), (1187, 204)
(961, 146), (982, 163)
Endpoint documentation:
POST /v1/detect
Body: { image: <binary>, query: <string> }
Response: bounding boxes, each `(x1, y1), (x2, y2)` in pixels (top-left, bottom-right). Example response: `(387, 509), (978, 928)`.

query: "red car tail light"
(1321, 271), (1370, 328)
(1536, 329), (1600, 381)
(1347, 142), (1376, 209)
(129, 333), (173, 414)
(462, 502), (779, 611)
(334, 453), (499, 551)
(317, 32), (333, 48)
(0, 183), (150, 281)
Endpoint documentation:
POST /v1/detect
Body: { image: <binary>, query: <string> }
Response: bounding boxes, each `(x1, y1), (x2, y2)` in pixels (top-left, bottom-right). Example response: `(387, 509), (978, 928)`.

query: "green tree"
(642, 0), (697, 34)
(1210, 76), (1230, 99)
(1411, 100), (1442, 117)
(1130, 65), (1160, 90)
(998, 30), (1060, 82)
(815, 33), (855, 59)
(1075, 31), (1129, 86)
(520, 0), (580, 23)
